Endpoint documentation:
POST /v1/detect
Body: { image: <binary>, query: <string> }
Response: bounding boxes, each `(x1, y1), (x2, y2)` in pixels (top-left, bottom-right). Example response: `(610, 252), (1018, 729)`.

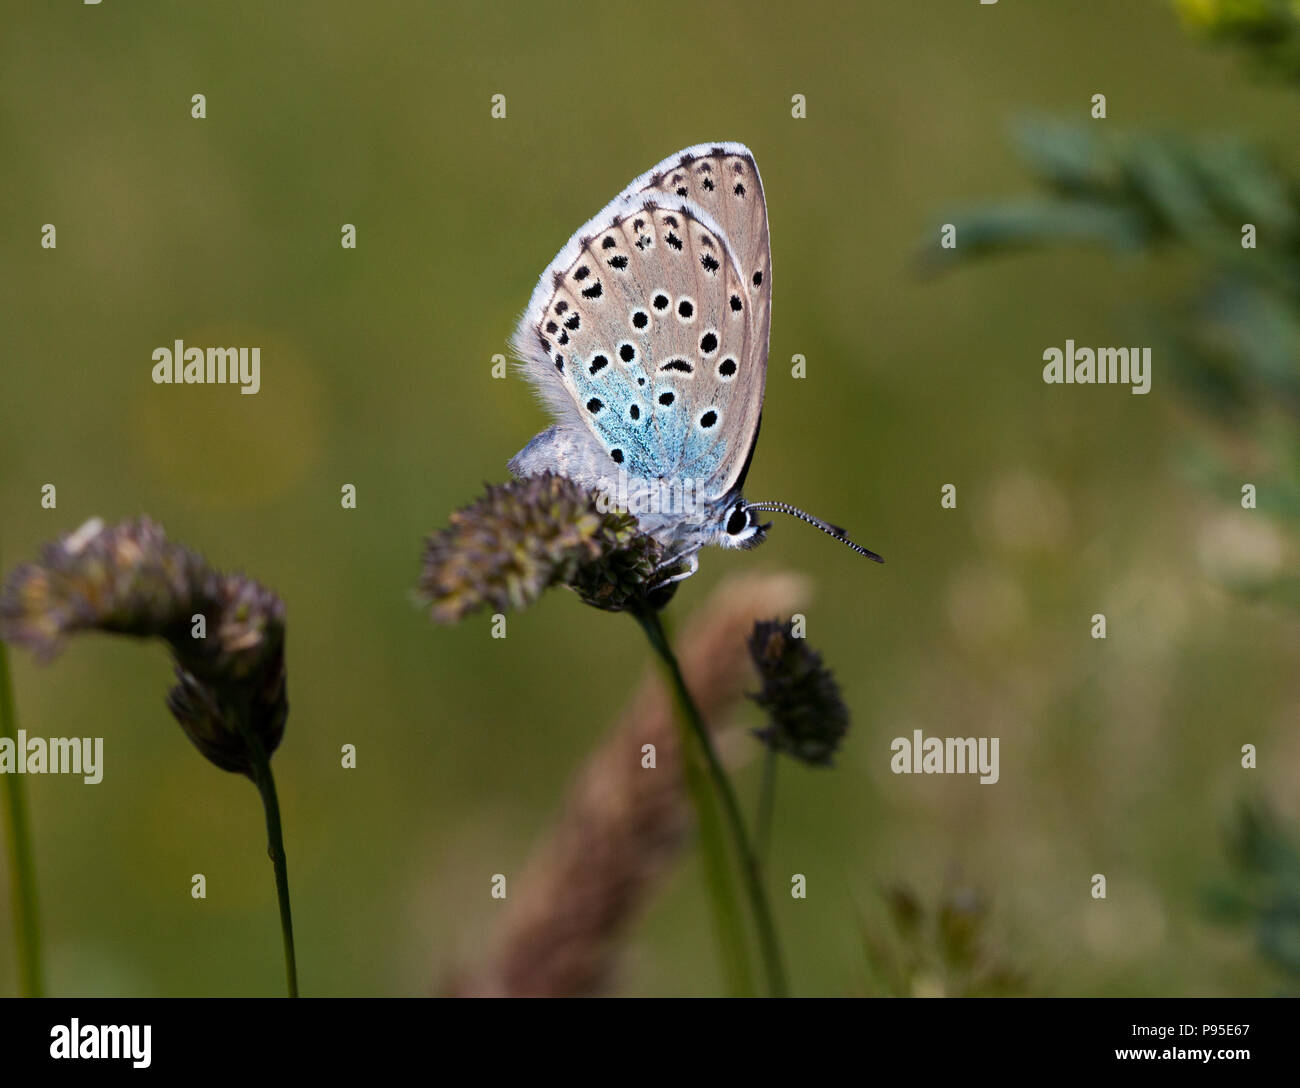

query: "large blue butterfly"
(509, 142), (881, 585)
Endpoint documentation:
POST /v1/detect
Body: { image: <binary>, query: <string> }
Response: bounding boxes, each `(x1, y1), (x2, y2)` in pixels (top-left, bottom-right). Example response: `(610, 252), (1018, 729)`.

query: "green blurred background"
(1, 0), (1296, 996)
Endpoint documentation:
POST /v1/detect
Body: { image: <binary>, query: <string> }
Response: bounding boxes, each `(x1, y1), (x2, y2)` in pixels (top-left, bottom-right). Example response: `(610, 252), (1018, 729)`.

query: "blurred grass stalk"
(0, 638), (43, 997)
(451, 572), (807, 997)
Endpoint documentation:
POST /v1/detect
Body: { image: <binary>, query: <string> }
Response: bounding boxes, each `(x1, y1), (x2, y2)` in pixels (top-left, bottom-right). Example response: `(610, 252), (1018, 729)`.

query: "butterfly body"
(509, 142), (880, 582)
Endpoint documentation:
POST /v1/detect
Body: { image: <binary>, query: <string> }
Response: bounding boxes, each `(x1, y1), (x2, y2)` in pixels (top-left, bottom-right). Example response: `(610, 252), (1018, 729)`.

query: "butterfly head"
(718, 499), (771, 550)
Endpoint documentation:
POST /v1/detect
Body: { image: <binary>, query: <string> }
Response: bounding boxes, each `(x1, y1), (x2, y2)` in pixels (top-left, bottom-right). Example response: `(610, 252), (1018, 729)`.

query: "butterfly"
(509, 141), (882, 587)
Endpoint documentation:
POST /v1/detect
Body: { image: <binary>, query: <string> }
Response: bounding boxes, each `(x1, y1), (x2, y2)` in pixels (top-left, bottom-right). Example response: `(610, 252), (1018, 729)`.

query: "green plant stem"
(636, 608), (789, 998)
(635, 612), (754, 996)
(237, 719), (298, 997)
(757, 747), (777, 865)
(0, 640), (43, 997)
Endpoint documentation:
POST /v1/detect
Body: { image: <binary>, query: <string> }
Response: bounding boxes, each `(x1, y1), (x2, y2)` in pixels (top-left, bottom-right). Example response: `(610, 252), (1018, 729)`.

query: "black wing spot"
(586, 397), (603, 413)
(701, 254), (719, 273)
(558, 331), (569, 346)
(581, 280), (603, 299)
(702, 178), (715, 192)
(719, 358), (737, 377)
(589, 354), (609, 375)
(545, 320), (558, 334)
(752, 270), (763, 286)
(734, 183), (746, 197)
(574, 265), (590, 282)
(666, 232), (683, 251)
(658, 391), (675, 406)
(637, 376), (645, 386)
(664, 215), (678, 228)
(619, 343), (636, 362)
(633, 217), (645, 230)
(611, 448), (624, 464)
(730, 295), (743, 312)
(608, 255), (628, 270)
(653, 293), (670, 311)
(675, 187), (687, 196)
(602, 236), (617, 249)
(564, 313), (580, 330)
(555, 301), (569, 314)
(678, 299), (694, 319)
(700, 410), (718, 429)
(700, 332), (718, 354)
(632, 311), (649, 329)
(629, 404), (640, 420)
(661, 359), (693, 373)
(555, 355), (564, 371)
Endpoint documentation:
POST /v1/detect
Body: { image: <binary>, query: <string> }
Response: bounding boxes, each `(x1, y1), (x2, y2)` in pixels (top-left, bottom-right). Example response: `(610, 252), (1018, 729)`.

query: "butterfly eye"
(726, 505), (749, 535)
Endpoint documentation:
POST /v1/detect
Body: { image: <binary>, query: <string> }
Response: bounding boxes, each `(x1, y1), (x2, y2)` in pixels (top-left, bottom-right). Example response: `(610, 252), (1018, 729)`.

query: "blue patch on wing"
(677, 419), (728, 494)
(567, 349), (662, 477)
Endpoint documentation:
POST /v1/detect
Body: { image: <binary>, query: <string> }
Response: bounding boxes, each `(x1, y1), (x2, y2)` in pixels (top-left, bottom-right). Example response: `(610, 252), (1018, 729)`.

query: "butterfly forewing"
(637, 150), (771, 367)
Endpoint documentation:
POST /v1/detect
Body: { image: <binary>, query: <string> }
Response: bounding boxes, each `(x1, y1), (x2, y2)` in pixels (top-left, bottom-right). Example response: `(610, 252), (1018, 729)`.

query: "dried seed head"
(417, 473), (664, 623)
(0, 516), (288, 776)
(747, 618), (849, 766)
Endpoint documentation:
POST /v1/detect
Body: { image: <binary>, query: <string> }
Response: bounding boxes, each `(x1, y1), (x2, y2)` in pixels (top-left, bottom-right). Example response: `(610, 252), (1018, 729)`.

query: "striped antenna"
(746, 501), (884, 563)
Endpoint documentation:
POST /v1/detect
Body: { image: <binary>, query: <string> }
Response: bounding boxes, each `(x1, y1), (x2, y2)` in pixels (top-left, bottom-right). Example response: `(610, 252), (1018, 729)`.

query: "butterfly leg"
(649, 550), (699, 591)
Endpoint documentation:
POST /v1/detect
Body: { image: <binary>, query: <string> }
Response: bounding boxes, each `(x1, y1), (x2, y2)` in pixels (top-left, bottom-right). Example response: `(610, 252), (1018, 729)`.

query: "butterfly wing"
(631, 144), (771, 496)
(510, 142), (771, 508)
